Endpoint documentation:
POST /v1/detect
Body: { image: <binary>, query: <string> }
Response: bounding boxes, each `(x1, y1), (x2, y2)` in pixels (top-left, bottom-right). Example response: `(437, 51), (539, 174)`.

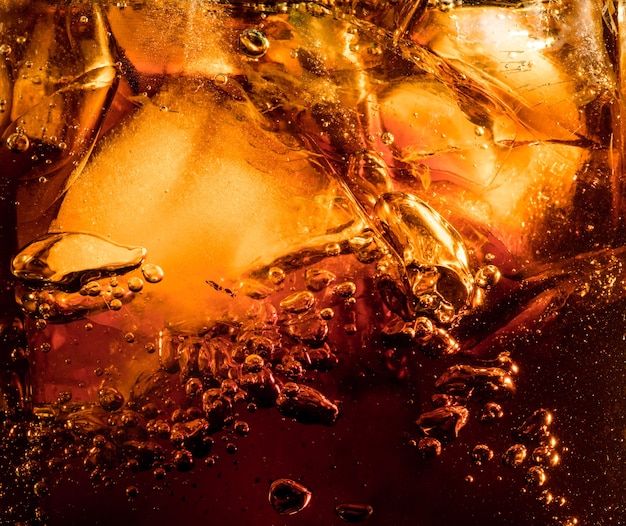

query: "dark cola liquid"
(1, 1), (625, 525)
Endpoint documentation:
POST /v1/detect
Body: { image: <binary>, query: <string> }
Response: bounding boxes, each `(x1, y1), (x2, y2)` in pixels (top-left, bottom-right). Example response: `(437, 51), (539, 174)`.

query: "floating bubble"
(268, 266), (285, 284)
(415, 406), (468, 444)
(381, 132), (394, 145)
(417, 437), (442, 459)
(525, 466), (547, 487)
(280, 291), (315, 313)
(127, 277), (144, 292)
(502, 444), (527, 467)
(480, 402), (504, 423)
(98, 387), (124, 412)
(305, 268), (336, 291)
(334, 281), (357, 298)
(514, 409), (553, 443)
(474, 265), (502, 289)
(239, 29), (270, 58)
(268, 478), (312, 515)
(471, 444), (494, 465)
(335, 503), (374, 523)
(6, 132), (29, 153)
(213, 73), (228, 86)
(276, 382), (339, 426)
(141, 263), (164, 283)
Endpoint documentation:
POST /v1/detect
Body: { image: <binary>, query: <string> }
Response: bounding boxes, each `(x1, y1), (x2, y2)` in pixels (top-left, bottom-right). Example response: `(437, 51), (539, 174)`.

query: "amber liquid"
(1, 1), (625, 525)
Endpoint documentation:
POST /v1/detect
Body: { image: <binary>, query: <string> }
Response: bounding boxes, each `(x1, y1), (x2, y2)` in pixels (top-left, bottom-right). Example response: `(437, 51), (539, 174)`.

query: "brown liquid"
(0, 1), (625, 525)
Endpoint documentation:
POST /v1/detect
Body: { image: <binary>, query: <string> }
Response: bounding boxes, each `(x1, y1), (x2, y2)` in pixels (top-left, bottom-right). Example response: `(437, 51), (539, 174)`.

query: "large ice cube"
(51, 78), (363, 327)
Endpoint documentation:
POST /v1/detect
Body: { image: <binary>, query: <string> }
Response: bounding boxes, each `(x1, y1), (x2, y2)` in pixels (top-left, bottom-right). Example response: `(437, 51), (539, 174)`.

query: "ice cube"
(412, 3), (616, 142)
(51, 78), (364, 327)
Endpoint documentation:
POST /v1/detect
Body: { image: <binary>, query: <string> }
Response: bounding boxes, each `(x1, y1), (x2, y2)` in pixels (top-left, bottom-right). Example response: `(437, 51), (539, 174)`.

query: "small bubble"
(173, 449), (194, 472)
(127, 277), (144, 292)
(124, 332), (135, 343)
(111, 286), (125, 298)
(98, 386), (124, 412)
(335, 503), (374, 523)
(417, 437), (441, 459)
(213, 73), (228, 86)
(502, 444), (527, 468)
(125, 485), (139, 499)
(39, 342), (51, 353)
(465, 475), (474, 483)
(142, 263), (164, 283)
(475, 265), (501, 289)
(35, 319), (47, 331)
(239, 29), (270, 58)
(185, 378), (203, 398)
(6, 132), (29, 153)
(320, 308), (335, 320)
(33, 480), (49, 497)
(16, 36), (27, 45)
(334, 281), (357, 298)
(268, 266), (285, 284)
(268, 478), (312, 515)
(234, 420), (250, 436)
(525, 466), (547, 487)
(145, 342), (156, 354)
(79, 15), (89, 23)
(0, 44), (11, 55)
(305, 268), (335, 292)
(474, 126), (485, 137)
(381, 132), (394, 145)
(532, 446), (560, 467)
(110, 299), (122, 310)
(480, 402), (504, 423)
(325, 243), (341, 256)
(471, 444), (494, 465)
(280, 291), (315, 314)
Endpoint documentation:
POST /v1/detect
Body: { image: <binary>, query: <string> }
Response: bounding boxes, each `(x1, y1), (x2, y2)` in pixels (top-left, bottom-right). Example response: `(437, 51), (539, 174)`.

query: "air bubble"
(417, 437), (441, 459)
(0, 44), (11, 55)
(471, 444), (494, 465)
(305, 268), (335, 291)
(268, 266), (285, 284)
(280, 291), (315, 313)
(268, 478), (312, 515)
(381, 132), (394, 145)
(325, 243), (341, 256)
(127, 277), (143, 292)
(334, 281), (357, 298)
(335, 503), (374, 523)
(474, 265), (501, 289)
(6, 132), (29, 153)
(480, 402), (504, 423)
(502, 444), (527, 467)
(141, 263), (164, 283)
(239, 29), (270, 58)
(525, 466), (547, 487)
(213, 73), (228, 87)
(320, 307), (334, 320)
(98, 387), (124, 412)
